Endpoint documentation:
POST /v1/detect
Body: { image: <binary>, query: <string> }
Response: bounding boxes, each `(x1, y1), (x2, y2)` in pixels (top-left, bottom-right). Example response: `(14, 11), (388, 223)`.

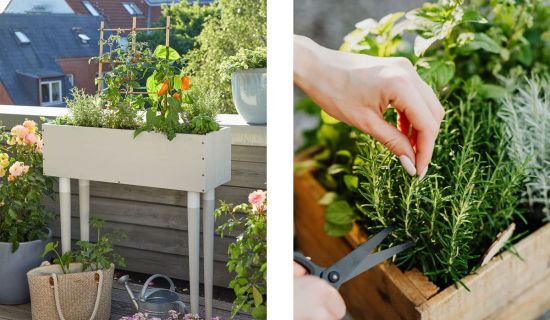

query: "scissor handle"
(294, 252), (324, 277)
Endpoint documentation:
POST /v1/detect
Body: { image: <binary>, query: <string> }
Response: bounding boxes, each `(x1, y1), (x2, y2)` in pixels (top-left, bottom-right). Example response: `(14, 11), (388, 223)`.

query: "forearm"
(293, 35), (325, 92)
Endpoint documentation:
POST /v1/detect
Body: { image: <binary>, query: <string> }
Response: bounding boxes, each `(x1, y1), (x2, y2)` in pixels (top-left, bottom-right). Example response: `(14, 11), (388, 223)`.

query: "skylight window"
(14, 31), (30, 45)
(122, 2), (142, 16)
(82, 1), (100, 16)
(78, 33), (91, 44)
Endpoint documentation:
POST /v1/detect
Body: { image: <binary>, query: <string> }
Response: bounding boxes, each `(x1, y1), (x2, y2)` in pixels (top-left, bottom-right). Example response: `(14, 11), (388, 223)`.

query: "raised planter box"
(42, 124), (232, 192)
(294, 159), (550, 320)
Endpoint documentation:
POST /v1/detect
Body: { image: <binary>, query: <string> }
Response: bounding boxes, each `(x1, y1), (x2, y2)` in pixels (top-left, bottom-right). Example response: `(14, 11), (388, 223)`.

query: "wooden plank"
(228, 161), (266, 189)
(232, 145), (266, 163)
(51, 173), (264, 205)
(417, 222), (550, 320)
(492, 274), (550, 320)
(49, 218), (233, 262)
(43, 195), (241, 234)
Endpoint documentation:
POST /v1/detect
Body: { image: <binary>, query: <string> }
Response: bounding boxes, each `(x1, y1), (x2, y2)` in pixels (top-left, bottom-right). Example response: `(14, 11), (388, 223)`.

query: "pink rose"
(25, 133), (37, 145)
(248, 190), (266, 207)
(23, 120), (37, 133)
(36, 139), (44, 153)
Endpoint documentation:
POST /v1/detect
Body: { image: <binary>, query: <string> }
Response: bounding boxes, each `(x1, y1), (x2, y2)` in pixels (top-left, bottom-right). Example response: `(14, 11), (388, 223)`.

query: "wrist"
(294, 35), (325, 90)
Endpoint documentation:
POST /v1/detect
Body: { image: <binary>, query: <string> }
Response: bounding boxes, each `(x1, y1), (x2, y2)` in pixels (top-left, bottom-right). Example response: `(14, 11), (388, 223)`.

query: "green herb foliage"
(299, 0), (549, 287)
(220, 47), (267, 83)
(42, 218), (126, 274)
(215, 192), (267, 319)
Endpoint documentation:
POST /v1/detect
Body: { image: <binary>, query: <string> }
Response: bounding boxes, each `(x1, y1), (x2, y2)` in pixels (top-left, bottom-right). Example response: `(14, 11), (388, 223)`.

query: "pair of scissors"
(294, 226), (414, 288)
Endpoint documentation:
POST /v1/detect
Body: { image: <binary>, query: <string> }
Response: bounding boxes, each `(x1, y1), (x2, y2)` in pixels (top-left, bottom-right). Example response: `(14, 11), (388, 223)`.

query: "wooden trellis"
(96, 16), (171, 94)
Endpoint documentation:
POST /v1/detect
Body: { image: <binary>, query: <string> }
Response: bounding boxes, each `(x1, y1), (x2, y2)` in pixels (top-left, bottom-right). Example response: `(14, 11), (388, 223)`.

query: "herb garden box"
(42, 124), (231, 192)
(294, 163), (550, 320)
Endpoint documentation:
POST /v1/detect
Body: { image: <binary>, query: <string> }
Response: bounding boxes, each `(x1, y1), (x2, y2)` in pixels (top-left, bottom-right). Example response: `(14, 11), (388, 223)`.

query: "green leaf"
(458, 33), (501, 54)
(42, 241), (56, 257)
(324, 221), (353, 237)
(327, 164), (349, 175)
(318, 192), (338, 206)
(417, 58), (455, 90)
(479, 84), (509, 100)
(146, 72), (161, 99)
(461, 10), (488, 24)
(252, 285), (263, 306)
(154, 45), (181, 61)
(325, 200), (355, 225)
(344, 174), (359, 191)
(251, 305), (267, 320)
(321, 110), (340, 124)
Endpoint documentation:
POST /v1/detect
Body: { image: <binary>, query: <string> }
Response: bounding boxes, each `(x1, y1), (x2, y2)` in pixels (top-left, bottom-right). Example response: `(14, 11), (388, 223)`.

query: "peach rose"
(0, 167), (5, 178)
(11, 125), (29, 139)
(23, 120), (37, 134)
(9, 161), (29, 178)
(36, 139), (44, 154)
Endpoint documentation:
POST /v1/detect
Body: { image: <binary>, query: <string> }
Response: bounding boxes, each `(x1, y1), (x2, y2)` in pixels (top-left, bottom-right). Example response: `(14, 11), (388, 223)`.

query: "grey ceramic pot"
(0, 228), (51, 304)
(231, 68), (267, 125)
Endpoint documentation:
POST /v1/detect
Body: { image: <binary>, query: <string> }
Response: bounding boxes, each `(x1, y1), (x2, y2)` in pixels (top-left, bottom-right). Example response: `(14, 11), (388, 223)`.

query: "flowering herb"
(215, 190), (267, 319)
(0, 120), (54, 252)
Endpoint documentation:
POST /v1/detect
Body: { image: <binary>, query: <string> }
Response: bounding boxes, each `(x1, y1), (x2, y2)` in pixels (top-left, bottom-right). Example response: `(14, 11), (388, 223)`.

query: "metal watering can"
(118, 274), (188, 317)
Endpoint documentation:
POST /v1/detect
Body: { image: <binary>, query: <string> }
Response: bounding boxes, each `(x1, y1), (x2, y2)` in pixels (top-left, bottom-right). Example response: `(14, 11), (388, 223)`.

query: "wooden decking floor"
(0, 281), (253, 320)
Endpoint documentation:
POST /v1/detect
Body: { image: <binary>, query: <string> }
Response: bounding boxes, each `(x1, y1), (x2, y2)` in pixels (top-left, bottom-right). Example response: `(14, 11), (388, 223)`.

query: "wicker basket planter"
(294, 165), (550, 320)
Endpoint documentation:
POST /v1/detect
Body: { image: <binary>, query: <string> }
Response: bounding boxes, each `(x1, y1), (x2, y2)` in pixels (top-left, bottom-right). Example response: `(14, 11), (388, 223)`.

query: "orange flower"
(133, 52), (141, 64)
(173, 92), (181, 101)
(181, 76), (190, 91)
(157, 80), (169, 96)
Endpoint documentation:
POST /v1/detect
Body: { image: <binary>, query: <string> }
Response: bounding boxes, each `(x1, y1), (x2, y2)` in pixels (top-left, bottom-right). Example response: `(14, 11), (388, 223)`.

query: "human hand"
(294, 35), (445, 178)
(294, 262), (346, 320)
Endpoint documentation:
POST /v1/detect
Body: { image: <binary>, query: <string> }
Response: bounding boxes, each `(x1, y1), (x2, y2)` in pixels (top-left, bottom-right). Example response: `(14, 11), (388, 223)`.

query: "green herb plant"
(298, 0), (549, 287)
(215, 190), (267, 319)
(42, 218), (126, 274)
(0, 120), (54, 252)
(220, 47), (267, 83)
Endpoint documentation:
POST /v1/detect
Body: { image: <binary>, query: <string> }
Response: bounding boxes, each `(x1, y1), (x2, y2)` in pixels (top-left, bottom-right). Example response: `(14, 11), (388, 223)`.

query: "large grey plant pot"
(231, 68), (267, 125)
(0, 228), (52, 304)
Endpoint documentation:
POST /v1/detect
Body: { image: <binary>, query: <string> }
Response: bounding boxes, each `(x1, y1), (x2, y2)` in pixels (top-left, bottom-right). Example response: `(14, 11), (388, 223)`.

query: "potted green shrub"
(44, 35), (231, 193)
(27, 219), (124, 319)
(222, 47), (267, 125)
(215, 190), (267, 319)
(0, 120), (54, 304)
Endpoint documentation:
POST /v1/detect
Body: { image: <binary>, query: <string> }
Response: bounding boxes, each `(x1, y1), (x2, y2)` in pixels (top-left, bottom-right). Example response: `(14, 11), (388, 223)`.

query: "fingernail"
(419, 166), (429, 180)
(399, 155), (416, 176)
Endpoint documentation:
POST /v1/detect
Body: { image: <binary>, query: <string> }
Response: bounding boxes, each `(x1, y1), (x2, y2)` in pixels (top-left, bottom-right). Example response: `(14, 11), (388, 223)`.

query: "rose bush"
(0, 120), (54, 251)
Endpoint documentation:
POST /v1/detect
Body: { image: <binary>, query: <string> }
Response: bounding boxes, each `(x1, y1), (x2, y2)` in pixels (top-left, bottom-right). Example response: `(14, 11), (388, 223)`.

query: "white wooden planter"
(42, 123), (231, 319)
(42, 124), (231, 193)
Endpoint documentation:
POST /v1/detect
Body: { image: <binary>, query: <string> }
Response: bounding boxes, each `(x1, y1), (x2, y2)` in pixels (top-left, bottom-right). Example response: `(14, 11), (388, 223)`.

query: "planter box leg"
(79, 179), (90, 241)
(203, 189), (215, 320)
(187, 191), (201, 315)
(59, 177), (71, 253)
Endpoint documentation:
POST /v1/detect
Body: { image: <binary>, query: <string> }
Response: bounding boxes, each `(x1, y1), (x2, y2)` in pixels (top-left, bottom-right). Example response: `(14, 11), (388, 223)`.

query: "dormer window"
(122, 2), (142, 16)
(82, 1), (100, 16)
(14, 31), (30, 45)
(40, 80), (62, 105)
(78, 33), (91, 44)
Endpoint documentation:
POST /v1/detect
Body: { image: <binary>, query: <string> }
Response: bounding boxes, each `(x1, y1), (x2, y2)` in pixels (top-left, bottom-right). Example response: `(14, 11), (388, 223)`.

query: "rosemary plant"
(498, 76), (550, 222)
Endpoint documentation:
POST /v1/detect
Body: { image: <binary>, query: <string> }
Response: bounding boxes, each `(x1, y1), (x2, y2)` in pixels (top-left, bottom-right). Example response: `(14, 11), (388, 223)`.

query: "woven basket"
(27, 262), (114, 320)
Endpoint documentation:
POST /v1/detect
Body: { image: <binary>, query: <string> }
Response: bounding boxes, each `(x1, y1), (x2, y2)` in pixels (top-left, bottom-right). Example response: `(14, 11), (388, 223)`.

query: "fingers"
(357, 112), (417, 176)
(294, 262), (307, 277)
(388, 75), (441, 177)
(294, 276), (346, 320)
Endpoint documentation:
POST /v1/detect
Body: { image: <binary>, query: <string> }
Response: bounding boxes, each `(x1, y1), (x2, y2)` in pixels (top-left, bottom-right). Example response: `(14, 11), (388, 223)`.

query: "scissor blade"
(328, 226), (394, 274)
(341, 241), (414, 284)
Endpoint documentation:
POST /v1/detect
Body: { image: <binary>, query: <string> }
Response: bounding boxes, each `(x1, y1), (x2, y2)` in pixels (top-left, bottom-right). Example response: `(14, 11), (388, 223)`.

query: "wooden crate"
(294, 167), (550, 320)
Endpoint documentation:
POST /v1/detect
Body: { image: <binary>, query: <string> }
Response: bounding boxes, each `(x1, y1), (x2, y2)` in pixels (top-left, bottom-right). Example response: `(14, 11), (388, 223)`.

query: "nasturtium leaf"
(344, 174), (359, 191)
(417, 58), (455, 90)
(325, 200), (355, 225)
(319, 192), (338, 206)
(154, 45), (181, 61)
